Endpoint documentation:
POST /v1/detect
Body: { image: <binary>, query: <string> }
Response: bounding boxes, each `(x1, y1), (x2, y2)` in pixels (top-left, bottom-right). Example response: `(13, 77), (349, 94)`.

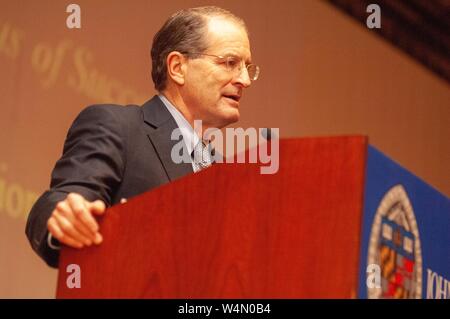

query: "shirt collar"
(158, 94), (200, 156)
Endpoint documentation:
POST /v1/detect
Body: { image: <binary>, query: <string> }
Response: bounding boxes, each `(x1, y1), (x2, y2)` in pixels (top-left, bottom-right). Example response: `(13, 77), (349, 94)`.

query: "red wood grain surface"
(57, 136), (367, 298)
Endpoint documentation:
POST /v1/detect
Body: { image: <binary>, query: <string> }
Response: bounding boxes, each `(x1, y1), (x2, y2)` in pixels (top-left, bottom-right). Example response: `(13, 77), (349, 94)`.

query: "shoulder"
(75, 104), (141, 122)
(63, 104), (143, 146)
(67, 104), (143, 133)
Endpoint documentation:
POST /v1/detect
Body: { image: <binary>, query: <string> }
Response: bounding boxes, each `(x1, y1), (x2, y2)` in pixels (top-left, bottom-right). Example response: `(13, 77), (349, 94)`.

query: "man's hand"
(47, 193), (106, 249)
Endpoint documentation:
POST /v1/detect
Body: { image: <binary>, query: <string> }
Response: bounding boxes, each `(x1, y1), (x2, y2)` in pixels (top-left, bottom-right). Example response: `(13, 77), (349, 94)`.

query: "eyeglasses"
(187, 53), (260, 81)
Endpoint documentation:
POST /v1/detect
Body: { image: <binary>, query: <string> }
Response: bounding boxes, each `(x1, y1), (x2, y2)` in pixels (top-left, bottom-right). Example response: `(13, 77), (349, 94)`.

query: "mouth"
(222, 94), (241, 103)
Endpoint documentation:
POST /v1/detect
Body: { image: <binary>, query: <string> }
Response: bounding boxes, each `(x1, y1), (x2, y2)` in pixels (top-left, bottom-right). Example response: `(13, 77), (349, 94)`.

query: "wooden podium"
(56, 136), (368, 298)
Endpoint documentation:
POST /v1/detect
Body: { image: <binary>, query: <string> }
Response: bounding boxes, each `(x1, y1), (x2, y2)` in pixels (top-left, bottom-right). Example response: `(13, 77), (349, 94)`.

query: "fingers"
(53, 210), (92, 246)
(56, 200), (95, 243)
(89, 200), (106, 216)
(47, 216), (83, 249)
(94, 232), (103, 244)
(66, 194), (100, 233)
(86, 200), (105, 244)
(120, 198), (127, 204)
(47, 193), (107, 249)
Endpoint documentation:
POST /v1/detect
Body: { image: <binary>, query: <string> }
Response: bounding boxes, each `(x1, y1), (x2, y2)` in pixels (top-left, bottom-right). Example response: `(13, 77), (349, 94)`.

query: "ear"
(166, 51), (186, 86)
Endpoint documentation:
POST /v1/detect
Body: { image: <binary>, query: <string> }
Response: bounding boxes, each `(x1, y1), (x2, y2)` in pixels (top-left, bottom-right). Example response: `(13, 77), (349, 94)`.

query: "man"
(25, 6), (259, 267)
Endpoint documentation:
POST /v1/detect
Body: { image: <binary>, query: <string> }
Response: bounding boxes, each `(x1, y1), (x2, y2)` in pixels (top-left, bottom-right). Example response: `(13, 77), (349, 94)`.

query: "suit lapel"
(142, 96), (193, 181)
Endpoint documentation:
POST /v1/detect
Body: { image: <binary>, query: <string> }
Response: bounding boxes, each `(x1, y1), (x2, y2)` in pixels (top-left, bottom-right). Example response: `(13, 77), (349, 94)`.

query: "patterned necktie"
(192, 141), (213, 172)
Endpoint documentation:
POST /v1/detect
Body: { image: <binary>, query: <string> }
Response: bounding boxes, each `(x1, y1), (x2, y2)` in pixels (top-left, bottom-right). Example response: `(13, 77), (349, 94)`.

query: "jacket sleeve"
(25, 105), (126, 268)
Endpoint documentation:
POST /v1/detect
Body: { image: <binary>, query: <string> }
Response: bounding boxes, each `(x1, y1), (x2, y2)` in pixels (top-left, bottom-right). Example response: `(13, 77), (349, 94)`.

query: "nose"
(233, 66), (252, 88)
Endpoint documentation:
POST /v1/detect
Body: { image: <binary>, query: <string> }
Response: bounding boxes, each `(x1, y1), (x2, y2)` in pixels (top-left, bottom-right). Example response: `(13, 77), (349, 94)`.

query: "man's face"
(182, 18), (252, 129)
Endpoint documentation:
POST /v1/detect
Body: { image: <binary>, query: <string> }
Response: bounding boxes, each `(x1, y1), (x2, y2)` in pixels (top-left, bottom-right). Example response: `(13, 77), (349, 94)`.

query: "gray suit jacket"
(25, 95), (193, 268)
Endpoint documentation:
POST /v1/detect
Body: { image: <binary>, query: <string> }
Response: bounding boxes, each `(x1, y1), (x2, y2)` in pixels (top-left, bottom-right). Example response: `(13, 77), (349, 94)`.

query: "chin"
(222, 109), (240, 126)
(212, 110), (240, 129)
